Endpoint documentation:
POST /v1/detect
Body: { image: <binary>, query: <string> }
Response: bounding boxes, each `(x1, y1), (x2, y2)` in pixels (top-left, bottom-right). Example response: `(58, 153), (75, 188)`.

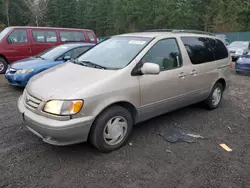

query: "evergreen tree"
(0, 0), (250, 35)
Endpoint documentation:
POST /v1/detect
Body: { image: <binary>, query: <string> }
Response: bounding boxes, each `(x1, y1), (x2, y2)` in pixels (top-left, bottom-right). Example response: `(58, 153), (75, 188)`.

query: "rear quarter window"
(209, 38), (229, 60)
(181, 37), (215, 64)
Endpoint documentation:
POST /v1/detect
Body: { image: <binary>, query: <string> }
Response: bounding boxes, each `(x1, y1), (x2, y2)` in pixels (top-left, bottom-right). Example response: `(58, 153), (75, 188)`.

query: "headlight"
(43, 100), (83, 116)
(16, 69), (34, 74)
(235, 50), (244, 55)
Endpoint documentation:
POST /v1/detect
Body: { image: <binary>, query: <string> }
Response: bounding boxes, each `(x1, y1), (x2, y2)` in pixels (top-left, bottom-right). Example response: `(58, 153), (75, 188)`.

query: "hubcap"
(103, 116), (128, 146)
(0, 62), (4, 72)
(212, 87), (222, 106)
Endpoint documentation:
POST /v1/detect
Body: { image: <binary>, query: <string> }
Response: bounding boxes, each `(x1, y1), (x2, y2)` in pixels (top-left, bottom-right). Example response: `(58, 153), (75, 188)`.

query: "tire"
(205, 82), (223, 110)
(0, 57), (8, 74)
(90, 105), (133, 153)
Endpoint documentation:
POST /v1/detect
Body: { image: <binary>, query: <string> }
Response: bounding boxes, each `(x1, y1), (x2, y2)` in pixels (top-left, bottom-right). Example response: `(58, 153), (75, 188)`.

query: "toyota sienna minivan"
(18, 30), (231, 152)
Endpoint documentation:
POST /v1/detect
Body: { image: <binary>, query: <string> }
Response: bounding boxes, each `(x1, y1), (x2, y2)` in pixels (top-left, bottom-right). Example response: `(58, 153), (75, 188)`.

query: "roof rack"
(143, 29), (214, 36)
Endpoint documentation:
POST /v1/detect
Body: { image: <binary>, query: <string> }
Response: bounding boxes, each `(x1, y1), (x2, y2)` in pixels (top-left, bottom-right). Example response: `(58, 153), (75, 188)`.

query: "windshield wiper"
(34, 56), (45, 60)
(74, 60), (107, 69)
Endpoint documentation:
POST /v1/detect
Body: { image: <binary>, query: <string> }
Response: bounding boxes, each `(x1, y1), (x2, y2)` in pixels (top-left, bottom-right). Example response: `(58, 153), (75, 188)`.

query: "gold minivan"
(18, 30), (231, 152)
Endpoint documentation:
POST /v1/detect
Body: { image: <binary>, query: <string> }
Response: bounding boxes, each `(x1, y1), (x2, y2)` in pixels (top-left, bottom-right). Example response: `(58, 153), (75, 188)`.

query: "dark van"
(0, 26), (97, 73)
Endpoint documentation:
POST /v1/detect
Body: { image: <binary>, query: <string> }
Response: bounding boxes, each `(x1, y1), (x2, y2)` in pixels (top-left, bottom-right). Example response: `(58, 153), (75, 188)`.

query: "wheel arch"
(93, 101), (138, 125)
(215, 78), (226, 91)
(0, 54), (8, 63)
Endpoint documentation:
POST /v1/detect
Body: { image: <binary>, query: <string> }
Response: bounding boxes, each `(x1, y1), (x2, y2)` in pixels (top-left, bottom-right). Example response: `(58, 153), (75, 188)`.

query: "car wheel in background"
(0, 57), (8, 74)
(90, 105), (133, 153)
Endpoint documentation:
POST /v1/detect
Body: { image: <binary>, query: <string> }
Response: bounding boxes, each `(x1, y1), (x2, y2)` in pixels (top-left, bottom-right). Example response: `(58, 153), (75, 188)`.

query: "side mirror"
(63, 56), (71, 61)
(141, 63), (160, 75)
(7, 37), (12, 44)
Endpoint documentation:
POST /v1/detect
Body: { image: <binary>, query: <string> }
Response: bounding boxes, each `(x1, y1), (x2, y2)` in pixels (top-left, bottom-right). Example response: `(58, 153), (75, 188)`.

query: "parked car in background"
(215, 34), (229, 46)
(235, 55), (250, 74)
(18, 30), (230, 152)
(228, 41), (250, 61)
(0, 26), (97, 74)
(5, 43), (94, 87)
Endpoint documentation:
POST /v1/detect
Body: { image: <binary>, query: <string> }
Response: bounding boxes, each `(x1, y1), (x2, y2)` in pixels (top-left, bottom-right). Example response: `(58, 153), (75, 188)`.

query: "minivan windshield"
(78, 36), (151, 69)
(229, 41), (249, 49)
(0, 28), (11, 42)
(35, 45), (70, 60)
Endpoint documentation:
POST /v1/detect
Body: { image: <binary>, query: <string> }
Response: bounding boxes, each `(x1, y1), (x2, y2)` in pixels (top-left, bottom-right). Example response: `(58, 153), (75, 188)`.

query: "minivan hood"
(11, 58), (54, 70)
(26, 62), (116, 100)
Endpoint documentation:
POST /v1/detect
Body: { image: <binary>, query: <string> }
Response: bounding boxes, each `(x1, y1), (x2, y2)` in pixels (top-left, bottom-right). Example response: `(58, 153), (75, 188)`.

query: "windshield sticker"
(129, 40), (146, 45)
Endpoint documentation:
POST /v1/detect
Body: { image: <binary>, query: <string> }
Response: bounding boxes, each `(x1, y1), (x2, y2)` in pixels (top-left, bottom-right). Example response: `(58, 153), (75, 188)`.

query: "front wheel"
(89, 106), (133, 153)
(205, 83), (223, 110)
(0, 57), (8, 74)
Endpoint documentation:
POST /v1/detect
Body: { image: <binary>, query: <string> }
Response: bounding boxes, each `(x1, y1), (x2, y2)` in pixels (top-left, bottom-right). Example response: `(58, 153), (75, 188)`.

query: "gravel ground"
(0, 68), (250, 188)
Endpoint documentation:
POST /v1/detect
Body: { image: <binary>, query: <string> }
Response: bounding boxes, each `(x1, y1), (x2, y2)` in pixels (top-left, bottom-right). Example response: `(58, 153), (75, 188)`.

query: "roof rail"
(143, 29), (214, 36)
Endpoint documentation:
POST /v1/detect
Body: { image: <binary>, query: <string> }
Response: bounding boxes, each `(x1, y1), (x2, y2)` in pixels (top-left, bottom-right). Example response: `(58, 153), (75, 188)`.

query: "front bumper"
(235, 68), (250, 73)
(18, 95), (94, 146)
(5, 72), (32, 87)
(235, 63), (250, 73)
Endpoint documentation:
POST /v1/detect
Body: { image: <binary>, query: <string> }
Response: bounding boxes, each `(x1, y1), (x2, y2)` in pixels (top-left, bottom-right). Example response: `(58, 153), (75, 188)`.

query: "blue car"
(235, 55), (250, 74)
(5, 43), (94, 87)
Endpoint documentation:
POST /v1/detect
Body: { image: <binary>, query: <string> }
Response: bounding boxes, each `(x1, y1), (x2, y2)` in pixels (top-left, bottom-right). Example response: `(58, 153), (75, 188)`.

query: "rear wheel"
(90, 106), (133, 153)
(0, 57), (8, 74)
(205, 83), (223, 110)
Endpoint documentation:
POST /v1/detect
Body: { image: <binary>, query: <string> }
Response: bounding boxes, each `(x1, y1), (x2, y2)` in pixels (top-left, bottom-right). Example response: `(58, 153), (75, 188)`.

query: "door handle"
(28, 48), (32, 53)
(178, 72), (186, 79)
(190, 70), (197, 76)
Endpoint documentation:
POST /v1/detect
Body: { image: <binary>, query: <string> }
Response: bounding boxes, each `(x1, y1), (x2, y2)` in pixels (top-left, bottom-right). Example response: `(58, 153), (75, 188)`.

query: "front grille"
(24, 91), (42, 110)
(230, 50), (236, 54)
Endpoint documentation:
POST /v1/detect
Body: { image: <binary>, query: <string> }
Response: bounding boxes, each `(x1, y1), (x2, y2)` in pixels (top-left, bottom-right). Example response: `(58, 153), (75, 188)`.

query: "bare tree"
(23, 0), (48, 26)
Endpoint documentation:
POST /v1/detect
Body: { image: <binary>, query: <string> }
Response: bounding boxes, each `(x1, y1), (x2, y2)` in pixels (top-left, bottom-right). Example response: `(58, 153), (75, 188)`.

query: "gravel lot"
(1, 68), (250, 188)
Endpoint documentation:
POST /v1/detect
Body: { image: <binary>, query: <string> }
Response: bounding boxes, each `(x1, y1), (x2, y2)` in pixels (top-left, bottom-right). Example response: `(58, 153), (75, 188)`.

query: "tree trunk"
(5, 0), (10, 26)
(36, 15), (39, 27)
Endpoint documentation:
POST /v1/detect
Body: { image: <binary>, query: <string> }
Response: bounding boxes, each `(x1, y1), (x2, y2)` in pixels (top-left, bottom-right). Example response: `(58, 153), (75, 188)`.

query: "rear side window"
(87, 32), (95, 42)
(181, 37), (214, 64)
(32, 30), (57, 43)
(7, 29), (28, 43)
(59, 31), (85, 42)
(209, 38), (228, 60)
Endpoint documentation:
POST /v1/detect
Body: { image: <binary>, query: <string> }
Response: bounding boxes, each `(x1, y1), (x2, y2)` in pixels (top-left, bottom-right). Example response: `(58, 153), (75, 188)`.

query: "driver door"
(4, 29), (32, 62)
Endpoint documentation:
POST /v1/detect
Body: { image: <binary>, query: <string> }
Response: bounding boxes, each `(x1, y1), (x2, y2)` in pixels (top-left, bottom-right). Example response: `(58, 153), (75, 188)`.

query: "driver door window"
(7, 29), (28, 43)
(141, 38), (182, 70)
(57, 47), (90, 61)
(71, 47), (91, 58)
